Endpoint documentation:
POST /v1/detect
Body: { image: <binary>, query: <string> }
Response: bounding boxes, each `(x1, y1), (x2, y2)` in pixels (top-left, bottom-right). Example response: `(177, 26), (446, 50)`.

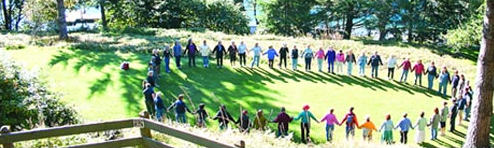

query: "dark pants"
(217, 55), (223, 67)
(145, 100), (155, 116)
(328, 61), (335, 73)
(388, 67), (395, 79)
(450, 116), (457, 131)
(175, 55), (182, 68)
(305, 58), (312, 70)
(400, 131), (408, 144)
(188, 54), (196, 67)
(239, 53), (246, 66)
(268, 59), (274, 68)
(300, 123), (310, 143)
(230, 54), (236, 65)
(279, 56), (287, 68)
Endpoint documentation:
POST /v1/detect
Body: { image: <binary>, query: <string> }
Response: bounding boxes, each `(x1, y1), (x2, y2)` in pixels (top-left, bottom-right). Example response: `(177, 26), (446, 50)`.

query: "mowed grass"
(3, 30), (493, 147)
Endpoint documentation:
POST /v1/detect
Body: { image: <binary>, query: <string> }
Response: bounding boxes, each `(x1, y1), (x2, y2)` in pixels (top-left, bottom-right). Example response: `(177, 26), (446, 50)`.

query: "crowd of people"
(138, 39), (475, 145)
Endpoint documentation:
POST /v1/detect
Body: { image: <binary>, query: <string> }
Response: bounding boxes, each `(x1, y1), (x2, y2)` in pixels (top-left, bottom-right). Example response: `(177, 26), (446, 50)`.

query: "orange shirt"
(358, 121), (378, 136)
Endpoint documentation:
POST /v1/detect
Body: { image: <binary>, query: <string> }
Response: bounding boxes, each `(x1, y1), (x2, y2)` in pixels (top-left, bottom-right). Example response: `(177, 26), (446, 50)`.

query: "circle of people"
(138, 39), (474, 145)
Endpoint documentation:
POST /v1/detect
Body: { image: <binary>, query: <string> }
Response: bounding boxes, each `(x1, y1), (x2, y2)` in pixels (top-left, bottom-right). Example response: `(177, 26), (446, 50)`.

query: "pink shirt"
(315, 50), (325, 59)
(336, 53), (345, 62)
(321, 113), (340, 125)
(413, 63), (425, 74)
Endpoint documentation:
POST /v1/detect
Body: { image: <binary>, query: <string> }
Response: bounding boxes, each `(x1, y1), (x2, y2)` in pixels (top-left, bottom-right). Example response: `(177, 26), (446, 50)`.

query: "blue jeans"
(164, 57), (170, 73)
(427, 74), (435, 89)
(345, 126), (355, 139)
(400, 69), (409, 82)
(305, 58), (312, 70)
(431, 128), (438, 140)
(347, 62), (353, 75)
(326, 124), (335, 141)
(415, 74), (422, 85)
(202, 56), (209, 67)
(251, 55), (260, 67)
(328, 61), (335, 72)
(175, 113), (187, 123)
(438, 82), (448, 96)
(358, 64), (365, 76)
(155, 108), (164, 122)
(175, 55), (182, 68)
(292, 58), (298, 70)
(464, 107), (470, 120)
(371, 66), (378, 77)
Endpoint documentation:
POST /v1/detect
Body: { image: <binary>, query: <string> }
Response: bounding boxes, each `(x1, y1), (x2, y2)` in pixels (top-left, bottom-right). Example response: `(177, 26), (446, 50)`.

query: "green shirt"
(379, 120), (394, 132)
(415, 117), (427, 131)
(294, 111), (317, 124)
(430, 114), (441, 129)
(440, 106), (449, 122)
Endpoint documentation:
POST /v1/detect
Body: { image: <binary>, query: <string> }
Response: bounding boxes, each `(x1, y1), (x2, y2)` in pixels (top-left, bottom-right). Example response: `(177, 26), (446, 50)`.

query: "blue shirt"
(395, 118), (413, 131)
(439, 72), (450, 84)
(238, 44), (247, 54)
(293, 111), (317, 124)
(358, 55), (368, 66)
(173, 44), (182, 56)
(263, 48), (279, 60)
(326, 50), (336, 62)
(252, 46), (262, 56)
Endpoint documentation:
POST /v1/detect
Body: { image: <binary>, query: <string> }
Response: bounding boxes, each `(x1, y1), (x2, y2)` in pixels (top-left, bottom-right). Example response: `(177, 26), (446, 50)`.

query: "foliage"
(23, 0), (58, 36)
(263, 0), (319, 36)
(445, 5), (484, 51)
(0, 50), (79, 131)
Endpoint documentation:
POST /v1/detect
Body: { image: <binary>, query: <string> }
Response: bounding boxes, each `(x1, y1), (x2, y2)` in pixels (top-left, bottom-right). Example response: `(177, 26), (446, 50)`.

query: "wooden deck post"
(1, 126), (14, 148)
(234, 140), (245, 148)
(139, 111), (152, 139)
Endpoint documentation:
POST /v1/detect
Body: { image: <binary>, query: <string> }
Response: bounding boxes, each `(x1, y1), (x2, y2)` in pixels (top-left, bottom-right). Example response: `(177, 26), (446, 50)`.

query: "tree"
(56, 0), (68, 39)
(332, 0), (372, 39)
(99, 0), (107, 30)
(366, 0), (397, 41)
(1, 0), (25, 30)
(463, 0), (494, 147)
(264, 0), (319, 36)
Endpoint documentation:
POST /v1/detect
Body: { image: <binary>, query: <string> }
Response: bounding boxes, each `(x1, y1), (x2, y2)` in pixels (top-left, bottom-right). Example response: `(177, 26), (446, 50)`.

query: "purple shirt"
(187, 44), (196, 55)
(273, 112), (293, 132)
(321, 113), (340, 125)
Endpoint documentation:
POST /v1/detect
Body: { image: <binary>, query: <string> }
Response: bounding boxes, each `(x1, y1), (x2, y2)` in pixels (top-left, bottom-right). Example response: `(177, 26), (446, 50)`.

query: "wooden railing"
(0, 111), (244, 148)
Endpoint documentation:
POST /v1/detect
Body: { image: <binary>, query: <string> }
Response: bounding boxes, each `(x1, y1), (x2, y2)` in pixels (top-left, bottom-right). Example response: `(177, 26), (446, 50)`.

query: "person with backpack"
(293, 104), (319, 144)
(253, 109), (268, 131)
(235, 110), (251, 133)
(195, 103), (209, 128)
(413, 112), (427, 144)
(398, 57), (412, 83)
(319, 108), (341, 142)
(263, 46), (279, 69)
(325, 47), (336, 74)
(199, 40), (211, 68)
(163, 45), (172, 73)
(358, 115), (378, 142)
(428, 108), (441, 140)
(357, 51), (368, 77)
(367, 51), (384, 78)
(279, 43), (289, 69)
(272, 107), (293, 137)
(457, 94), (467, 125)
(172, 40), (183, 69)
(227, 41), (238, 67)
(212, 104), (235, 130)
(341, 107), (359, 140)
(142, 83), (156, 117)
(411, 60), (425, 86)
(395, 113), (414, 144)
(449, 99), (459, 132)
(440, 101), (449, 136)
(315, 47), (326, 72)
(184, 38), (197, 67)
(302, 45), (314, 72)
(154, 92), (166, 122)
(335, 50), (345, 74)
(425, 61), (438, 90)
(438, 67), (451, 97)
(167, 94), (193, 123)
(212, 41), (227, 68)
(379, 114), (394, 145)
(250, 43), (263, 68)
(291, 46), (299, 70)
(346, 50), (356, 75)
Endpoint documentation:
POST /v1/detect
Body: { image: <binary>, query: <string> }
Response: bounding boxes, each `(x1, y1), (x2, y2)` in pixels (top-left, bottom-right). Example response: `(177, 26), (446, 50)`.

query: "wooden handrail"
(66, 137), (142, 148)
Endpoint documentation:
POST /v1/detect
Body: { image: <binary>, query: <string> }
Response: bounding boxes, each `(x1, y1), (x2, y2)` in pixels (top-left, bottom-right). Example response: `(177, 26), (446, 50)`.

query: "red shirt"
(413, 63), (425, 74)
(401, 60), (411, 70)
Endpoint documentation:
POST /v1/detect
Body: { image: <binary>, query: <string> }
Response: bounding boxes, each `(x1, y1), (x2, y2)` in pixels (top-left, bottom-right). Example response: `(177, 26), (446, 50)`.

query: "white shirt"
(200, 44), (210, 56)
(387, 57), (397, 68)
(238, 44), (247, 54)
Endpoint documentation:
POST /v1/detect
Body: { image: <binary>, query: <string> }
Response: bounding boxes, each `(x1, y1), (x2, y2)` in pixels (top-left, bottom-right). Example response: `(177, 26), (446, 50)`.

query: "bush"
(5, 44), (26, 50)
(0, 51), (79, 131)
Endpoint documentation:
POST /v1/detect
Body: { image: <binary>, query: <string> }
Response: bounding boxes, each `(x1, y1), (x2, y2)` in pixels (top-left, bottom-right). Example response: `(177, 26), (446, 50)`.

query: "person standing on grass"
(438, 67), (451, 97)
(154, 92), (166, 122)
(167, 94), (193, 123)
(272, 107), (293, 137)
(238, 41), (247, 67)
(263, 46), (279, 69)
(425, 61), (438, 90)
(212, 104), (235, 130)
(386, 55), (397, 80)
(142, 83), (156, 117)
(398, 57), (412, 83)
(250, 43), (262, 68)
(335, 50), (345, 74)
(146, 71), (157, 88)
(227, 41), (238, 67)
(319, 108), (341, 142)
(184, 38), (197, 67)
(291, 46), (299, 70)
(195, 103), (209, 128)
(341, 107), (359, 140)
(413, 111), (427, 144)
(315, 47), (326, 72)
(172, 40), (183, 69)
(302, 45), (314, 72)
(199, 40), (211, 68)
(212, 41), (227, 68)
(379, 114), (394, 145)
(293, 104), (319, 144)
(357, 51), (368, 77)
(152, 49), (162, 76)
(235, 110), (251, 133)
(440, 101), (449, 136)
(463, 86), (473, 121)
(346, 50), (356, 75)
(253, 109), (268, 131)
(163, 45), (173, 73)
(457, 94), (467, 125)
(279, 43), (289, 69)
(457, 74), (466, 97)
(367, 51), (384, 78)
(428, 108), (441, 140)
(411, 60), (425, 86)
(358, 115), (378, 142)
(149, 53), (158, 81)
(449, 99), (459, 132)
(395, 113), (414, 144)
(325, 47), (336, 73)
(451, 70), (460, 97)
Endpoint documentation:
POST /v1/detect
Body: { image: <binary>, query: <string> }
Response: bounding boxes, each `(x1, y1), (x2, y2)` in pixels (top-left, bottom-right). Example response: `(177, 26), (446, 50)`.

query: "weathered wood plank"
(143, 119), (236, 148)
(142, 137), (174, 148)
(0, 118), (135, 144)
(65, 137), (142, 148)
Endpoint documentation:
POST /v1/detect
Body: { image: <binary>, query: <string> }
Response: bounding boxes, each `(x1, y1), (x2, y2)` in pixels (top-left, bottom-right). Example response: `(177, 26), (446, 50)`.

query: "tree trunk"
(99, 0), (107, 31)
(1, 0), (11, 30)
(378, 28), (386, 41)
(14, 0), (25, 31)
(343, 3), (354, 40)
(463, 1), (494, 148)
(56, 0), (68, 39)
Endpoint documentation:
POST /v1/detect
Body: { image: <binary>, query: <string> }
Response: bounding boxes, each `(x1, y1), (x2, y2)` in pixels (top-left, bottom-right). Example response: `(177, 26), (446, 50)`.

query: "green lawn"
(3, 31), (493, 147)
